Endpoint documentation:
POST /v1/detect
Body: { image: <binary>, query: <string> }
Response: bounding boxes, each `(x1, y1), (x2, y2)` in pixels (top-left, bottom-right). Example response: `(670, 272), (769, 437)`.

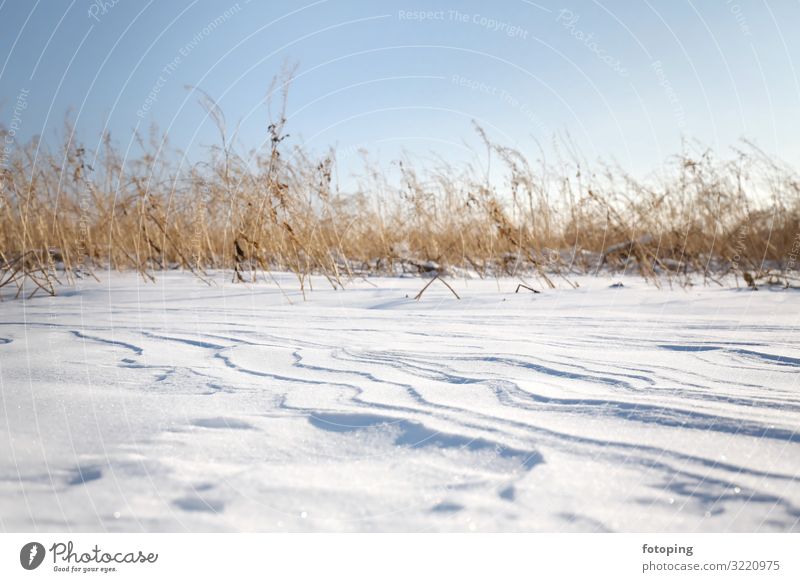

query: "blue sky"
(1, 0), (799, 180)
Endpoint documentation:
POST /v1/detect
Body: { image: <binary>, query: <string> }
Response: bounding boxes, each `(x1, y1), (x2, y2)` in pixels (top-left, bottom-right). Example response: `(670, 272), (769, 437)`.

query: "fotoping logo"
(20, 542), (46, 570)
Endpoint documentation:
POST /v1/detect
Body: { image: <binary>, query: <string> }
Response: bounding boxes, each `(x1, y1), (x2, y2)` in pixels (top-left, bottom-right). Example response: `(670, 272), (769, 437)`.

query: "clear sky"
(1, 0), (799, 181)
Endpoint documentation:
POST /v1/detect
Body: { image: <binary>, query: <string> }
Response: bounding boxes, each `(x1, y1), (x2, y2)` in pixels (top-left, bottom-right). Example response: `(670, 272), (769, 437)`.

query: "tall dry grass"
(2, 102), (800, 298)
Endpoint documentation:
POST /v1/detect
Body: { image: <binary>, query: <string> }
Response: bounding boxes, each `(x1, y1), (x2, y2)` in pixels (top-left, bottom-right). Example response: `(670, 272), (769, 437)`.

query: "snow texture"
(0, 272), (798, 532)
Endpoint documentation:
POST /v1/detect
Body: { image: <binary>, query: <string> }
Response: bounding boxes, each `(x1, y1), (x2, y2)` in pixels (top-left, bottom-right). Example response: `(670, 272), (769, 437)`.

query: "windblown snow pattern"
(1, 272), (798, 532)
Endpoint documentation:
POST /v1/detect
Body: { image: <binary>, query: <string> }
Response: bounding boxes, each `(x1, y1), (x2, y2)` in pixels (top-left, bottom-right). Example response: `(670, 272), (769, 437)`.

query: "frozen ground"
(0, 272), (798, 532)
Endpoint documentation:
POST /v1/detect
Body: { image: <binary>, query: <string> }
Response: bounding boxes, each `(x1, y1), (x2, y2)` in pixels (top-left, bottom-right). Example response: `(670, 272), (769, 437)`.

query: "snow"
(0, 272), (798, 532)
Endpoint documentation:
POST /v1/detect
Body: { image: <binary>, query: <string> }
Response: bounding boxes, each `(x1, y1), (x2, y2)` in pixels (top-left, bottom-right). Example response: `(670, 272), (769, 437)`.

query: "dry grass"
(2, 99), (800, 298)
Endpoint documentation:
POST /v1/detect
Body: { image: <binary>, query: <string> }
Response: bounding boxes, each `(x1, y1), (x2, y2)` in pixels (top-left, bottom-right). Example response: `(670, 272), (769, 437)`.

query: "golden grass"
(2, 107), (800, 298)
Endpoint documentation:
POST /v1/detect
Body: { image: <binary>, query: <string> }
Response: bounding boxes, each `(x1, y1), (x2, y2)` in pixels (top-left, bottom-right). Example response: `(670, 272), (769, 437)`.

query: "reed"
(2, 103), (799, 298)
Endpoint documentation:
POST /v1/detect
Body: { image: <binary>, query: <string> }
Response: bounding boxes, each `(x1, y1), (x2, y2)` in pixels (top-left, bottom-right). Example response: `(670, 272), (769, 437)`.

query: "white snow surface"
(1, 272), (798, 532)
